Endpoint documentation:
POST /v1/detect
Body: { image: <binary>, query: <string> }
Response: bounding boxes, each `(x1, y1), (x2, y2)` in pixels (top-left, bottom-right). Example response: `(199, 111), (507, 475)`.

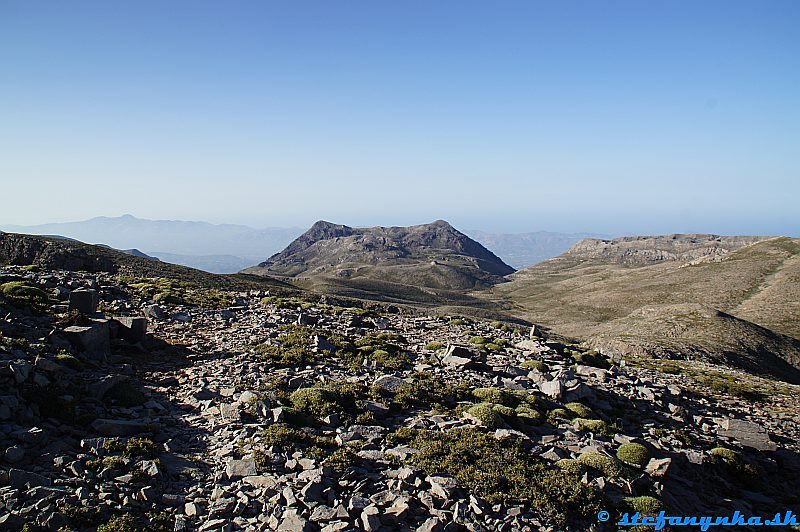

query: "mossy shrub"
(577, 452), (624, 478)
(55, 351), (84, 370)
(0, 281), (49, 312)
(546, 408), (572, 425)
(564, 402), (594, 419)
(125, 437), (159, 459)
(616, 443), (650, 468)
(465, 403), (506, 428)
(573, 418), (614, 436)
(103, 381), (146, 407)
(521, 359), (549, 372)
(391, 372), (471, 411)
(425, 341), (444, 351)
(556, 458), (588, 476)
(260, 424), (334, 460)
(620, 495), (663, 515)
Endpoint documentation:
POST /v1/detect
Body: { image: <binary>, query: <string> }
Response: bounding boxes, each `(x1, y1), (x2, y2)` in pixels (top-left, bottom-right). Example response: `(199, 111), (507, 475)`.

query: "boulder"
(63, 320), (110, 361)
(115, 316), (148, 343)
(68, 289), (98, 315)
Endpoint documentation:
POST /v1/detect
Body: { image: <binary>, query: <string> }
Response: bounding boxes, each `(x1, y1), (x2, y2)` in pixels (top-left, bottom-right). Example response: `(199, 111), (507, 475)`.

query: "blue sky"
(1, 1), (798, 234)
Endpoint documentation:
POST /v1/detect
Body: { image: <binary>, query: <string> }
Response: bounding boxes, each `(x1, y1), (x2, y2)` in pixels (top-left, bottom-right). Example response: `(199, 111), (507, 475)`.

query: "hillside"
(485, 235), (800, 382)
(0, 231), (296, 294)
(244, 220), (515, 307)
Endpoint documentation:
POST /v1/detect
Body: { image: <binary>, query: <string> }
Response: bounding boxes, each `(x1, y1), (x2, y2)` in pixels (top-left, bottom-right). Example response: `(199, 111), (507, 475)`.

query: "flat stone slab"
(717, 418), (777, 452)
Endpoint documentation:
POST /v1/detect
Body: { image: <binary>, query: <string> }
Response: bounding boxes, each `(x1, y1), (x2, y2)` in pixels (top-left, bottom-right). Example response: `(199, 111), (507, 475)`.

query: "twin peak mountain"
(243, 220), (515, 292)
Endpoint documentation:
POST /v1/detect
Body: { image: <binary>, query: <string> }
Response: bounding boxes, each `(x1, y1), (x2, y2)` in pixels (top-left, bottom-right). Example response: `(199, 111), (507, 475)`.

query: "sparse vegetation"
(391, 428), (603, 525)
(252, 324), (317, 367)
(260, 424), (335, 460)
(120, 276), (233, 309)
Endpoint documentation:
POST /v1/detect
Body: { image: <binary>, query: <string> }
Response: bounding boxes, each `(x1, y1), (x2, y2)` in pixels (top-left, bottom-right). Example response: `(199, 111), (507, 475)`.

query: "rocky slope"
(0, 232), (295, 295)
(487, 236), (800, 382)
(244, 221), (514, 300)
(1, 265), (799, 531)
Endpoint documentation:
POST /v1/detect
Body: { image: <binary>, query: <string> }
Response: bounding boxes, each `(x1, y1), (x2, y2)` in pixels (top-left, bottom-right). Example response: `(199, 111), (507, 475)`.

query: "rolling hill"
(485, 234), (800, 382)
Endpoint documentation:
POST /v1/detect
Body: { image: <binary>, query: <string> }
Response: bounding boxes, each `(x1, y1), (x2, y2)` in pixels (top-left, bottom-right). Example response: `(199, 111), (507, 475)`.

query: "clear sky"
(1, 1), (798, 235)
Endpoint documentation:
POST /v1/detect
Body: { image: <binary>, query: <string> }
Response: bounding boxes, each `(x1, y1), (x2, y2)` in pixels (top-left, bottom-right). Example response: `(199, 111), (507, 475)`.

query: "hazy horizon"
(3, 212), (799, 239)
(2, 2), (798, 235)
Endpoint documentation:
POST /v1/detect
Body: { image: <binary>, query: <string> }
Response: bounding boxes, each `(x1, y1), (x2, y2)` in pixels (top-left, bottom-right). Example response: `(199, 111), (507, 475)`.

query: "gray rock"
(373, 374), (406, 392)
(717, 418), (777, 451)
(4, 445), (25, 463)
(426, 475), (458, 499)
(645, 457), (671, 477)
(360, 505), (382, 531)
(143, 304), (165, 320)
(226, 458), (257, 479)
(278, 509), (312, 531)
(68, 288), (98, 314)
(9, 468), (51, 489)
(439, 344), (483, 369)
(539, 378), (564, 399)
(63, 320), (110, 361)
(115, 316), (148, 343)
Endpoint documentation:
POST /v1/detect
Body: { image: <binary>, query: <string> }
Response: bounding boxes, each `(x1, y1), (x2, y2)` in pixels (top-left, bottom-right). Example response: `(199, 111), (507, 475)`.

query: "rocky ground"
(1, 265), (799, 531)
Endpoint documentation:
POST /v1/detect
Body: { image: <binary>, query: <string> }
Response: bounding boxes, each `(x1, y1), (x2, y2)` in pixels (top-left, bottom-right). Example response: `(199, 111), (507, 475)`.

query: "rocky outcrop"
(565, 234), (769, 265)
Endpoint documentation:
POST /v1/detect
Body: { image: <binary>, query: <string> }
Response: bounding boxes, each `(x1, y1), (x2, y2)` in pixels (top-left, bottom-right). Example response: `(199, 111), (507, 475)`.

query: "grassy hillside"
(484, 236), (800, 381)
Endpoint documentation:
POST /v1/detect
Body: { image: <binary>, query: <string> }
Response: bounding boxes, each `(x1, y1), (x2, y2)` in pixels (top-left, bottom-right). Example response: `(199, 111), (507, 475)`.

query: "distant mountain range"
(0, 215), (600, 273)
(0, 215), (304, 274)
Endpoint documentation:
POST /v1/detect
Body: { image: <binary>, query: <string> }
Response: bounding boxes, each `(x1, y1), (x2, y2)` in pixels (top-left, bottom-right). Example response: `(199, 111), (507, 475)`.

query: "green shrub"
(571, 351), (611, 369)
(521, 359), (549, 372)
(573, 418), (614, 436)
(58, 504), (104, 527)
(405, 428), (603, 525)
(122, 277), (232, 309)
(260, 424), (334, 460)
(323, 446), (359, 471)
(425, 341), (444, 351)
(0, 281), (49, 313)
(288, 381), (370, 422)
(391, 373), (471, 411)
(125, 437), (159, 459)
(253, 325), (317, 367)
(55, 351), (84, 370)
(97, 514), (139, 532)
(620, 496), (663, 514)
(547, 408), (571, 425)
(577, 452), (624, 478)
(465, 403), (506, 428)
(468, 335), (489, 346)
(514, 406), (542, 424)
(710, 447), (740, 462)
(616, 443), (649, 468)
(556, 458), (588, 476)
(564, 402), (594, 419)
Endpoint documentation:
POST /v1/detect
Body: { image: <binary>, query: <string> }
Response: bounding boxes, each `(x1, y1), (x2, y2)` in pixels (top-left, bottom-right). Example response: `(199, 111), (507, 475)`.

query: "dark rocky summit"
(245, 220), (514, 291)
